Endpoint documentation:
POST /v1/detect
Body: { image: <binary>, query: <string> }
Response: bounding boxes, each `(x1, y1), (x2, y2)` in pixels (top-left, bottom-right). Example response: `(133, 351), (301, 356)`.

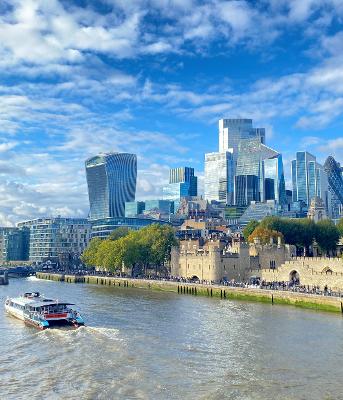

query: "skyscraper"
(291, 151), (328, 209)
(218, 119), (265, 154)
(234, 138), (285, 206)
(204, 151), (234, 203)
(163, 167), (198, 201)
(85, 152), (137, 219)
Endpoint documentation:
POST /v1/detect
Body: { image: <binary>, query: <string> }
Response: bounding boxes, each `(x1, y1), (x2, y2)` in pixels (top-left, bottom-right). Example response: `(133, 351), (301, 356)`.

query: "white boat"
(5, 292), (85, 330)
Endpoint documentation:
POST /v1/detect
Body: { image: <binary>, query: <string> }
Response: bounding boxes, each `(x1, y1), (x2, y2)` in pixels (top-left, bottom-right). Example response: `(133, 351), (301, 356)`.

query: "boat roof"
(10, 296), (74, 308)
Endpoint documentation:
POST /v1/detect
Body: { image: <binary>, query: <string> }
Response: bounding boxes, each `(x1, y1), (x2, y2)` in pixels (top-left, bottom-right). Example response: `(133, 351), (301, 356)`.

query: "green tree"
(315, 219), (340, 255)
(337, 218), (343, 238)
(80, 238), (102, 267)
(260, 216), (316, 254)
(243, 220), (259, 241)
(248, 226), (284, 245)
(108, 227), (130, 241)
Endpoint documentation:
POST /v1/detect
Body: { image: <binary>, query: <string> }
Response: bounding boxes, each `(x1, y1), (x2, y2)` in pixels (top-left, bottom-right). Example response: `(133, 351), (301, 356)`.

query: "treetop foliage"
(81, 224), (177, 276)
(250, 216), (340, 254)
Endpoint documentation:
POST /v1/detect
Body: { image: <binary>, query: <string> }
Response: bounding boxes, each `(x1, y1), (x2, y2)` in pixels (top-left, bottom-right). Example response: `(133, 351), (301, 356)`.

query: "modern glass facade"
(163, 167), (197, 201)
(90, 217), (171, 239)
(17, 218), (91, 263)
(0, 227), (30, 262)
(125, 201), (146, 217)
(218, 119), (265, 154)
(85, 153), (137, 219)
(291, 151), (328, 208)
(234, 139), (282, 206)
(145, 200), (174, 214)
(264, 155), (286, 205)
(204, 151), (234, 204)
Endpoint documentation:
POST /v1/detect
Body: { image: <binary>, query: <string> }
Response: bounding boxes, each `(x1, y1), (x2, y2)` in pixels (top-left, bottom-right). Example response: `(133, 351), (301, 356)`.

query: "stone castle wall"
(260, 257), (343, 290)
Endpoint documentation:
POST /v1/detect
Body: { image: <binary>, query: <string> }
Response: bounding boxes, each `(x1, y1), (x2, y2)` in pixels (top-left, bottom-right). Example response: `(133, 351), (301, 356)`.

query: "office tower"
(217, 119), (266, 205)
(204, 151), (234, 203)
(264, 155), (287, 205)
(291, 151), (329, 208)
(125, 201), (146, 217)
(324, 156), (343, 219)
(218, 119), (265, 154)
(235, 138), (284, 206)
(324, 156), (343, 204)
(85, 153), (137, 219)
(17, 218), (91, 263)
(163, 167), (198, 201)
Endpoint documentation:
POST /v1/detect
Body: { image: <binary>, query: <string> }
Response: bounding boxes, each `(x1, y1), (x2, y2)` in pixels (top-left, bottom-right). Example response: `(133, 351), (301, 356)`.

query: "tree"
(80, 238), (102, 267)
(248, 226), (284, 245)
(243, 220), (259, 241)
(108, 227), (130, 241)
(80, 223), (178, 276)
(337, 218), (343, 238)
(315, 219), (340, 255)
(260, 216), (316, 255)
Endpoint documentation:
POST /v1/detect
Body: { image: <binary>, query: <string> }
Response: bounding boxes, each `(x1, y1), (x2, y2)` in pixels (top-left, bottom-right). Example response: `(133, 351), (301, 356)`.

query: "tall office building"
(264, 155), (287, 205)
(291, 151), (329, 209)
(85, 153), (137, 219)
(219, 119), (265, 154)
(324, 156), (343, 219)
(234, 139), (285, 206)
(204, 151), (234, 204)
(163, 167), (197, 201)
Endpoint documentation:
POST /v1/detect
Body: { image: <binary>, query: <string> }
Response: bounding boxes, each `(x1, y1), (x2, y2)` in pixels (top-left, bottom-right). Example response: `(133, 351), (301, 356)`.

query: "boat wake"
(36, 325), (121, 343)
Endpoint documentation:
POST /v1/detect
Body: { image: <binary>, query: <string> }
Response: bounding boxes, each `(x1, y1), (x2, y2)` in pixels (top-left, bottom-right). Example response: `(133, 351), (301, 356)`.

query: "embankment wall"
(36, 272), (343, 314)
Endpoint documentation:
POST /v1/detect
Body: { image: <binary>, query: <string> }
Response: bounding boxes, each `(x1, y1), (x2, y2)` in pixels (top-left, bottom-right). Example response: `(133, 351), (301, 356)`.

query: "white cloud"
(0, 141), (18, 152)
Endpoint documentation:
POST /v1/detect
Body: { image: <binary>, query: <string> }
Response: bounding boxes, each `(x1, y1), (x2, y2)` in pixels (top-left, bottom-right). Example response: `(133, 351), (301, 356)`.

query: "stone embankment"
(36, 272), (343, 314)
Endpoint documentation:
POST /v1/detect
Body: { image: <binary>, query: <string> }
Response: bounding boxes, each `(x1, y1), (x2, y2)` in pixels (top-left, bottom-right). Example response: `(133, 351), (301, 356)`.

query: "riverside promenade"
(36, 272), (343, 314)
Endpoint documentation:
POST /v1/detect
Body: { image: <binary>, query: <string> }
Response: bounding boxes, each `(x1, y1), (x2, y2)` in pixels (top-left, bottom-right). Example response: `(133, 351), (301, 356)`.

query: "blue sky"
(0, 0), (343, 225)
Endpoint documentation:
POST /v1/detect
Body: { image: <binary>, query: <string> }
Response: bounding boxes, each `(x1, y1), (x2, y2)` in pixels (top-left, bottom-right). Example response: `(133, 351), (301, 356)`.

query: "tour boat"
(4, 292), (85, 330)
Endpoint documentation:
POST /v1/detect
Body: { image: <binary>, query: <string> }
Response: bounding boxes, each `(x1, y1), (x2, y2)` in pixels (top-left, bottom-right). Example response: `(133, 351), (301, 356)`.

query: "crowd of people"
(37, 266), (343, 298)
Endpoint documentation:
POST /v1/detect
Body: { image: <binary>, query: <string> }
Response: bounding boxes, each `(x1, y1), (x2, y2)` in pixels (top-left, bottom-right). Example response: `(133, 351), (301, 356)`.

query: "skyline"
(1, 0), (343, 226)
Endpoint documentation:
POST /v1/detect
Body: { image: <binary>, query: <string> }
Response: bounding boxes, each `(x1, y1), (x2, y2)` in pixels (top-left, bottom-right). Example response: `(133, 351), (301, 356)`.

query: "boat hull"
(5, 305), (84, 330)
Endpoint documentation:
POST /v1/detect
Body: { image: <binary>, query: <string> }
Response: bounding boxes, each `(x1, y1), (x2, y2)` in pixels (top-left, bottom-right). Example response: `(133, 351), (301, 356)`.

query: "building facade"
(204, 151), (234, 204)
(163, 167), (198, 201)
(218, 118), (265, 154)
(18, 218), (91, 263)
(125, 201), (146, 217)
(0, 227), (30, 263)
(85, 152), (137, 219)
(234, 139), (285, 206)
(291, 151), (329, 209)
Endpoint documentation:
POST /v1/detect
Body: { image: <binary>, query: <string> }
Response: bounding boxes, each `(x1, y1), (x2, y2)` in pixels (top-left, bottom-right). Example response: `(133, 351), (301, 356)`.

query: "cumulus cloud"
(0, 0), (343, 225)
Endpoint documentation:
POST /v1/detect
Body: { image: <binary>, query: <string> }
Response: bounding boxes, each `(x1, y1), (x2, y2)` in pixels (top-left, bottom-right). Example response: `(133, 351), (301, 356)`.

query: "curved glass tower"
(85, 153), (137, 219)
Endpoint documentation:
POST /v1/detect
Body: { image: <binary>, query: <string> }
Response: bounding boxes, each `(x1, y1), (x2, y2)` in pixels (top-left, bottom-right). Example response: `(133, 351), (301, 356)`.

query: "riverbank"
(36, 272), (343, 314)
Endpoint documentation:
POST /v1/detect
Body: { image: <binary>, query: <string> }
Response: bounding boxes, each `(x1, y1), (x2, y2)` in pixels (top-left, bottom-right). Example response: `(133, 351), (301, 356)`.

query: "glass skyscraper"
(163, 167), (197, 201)
(85, 153), (137, 219)
(218, 118), (265, 154)
(264, 155), (286, 205)
(234, 139), (285, 206)
(291, 151), (328, 208)
(209, 119), (266, 205)
(204, 151), (234, 204)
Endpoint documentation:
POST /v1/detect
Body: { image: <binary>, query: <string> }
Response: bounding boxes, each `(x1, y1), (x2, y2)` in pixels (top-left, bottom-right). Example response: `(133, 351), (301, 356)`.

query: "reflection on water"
(1, 278), (343, 400)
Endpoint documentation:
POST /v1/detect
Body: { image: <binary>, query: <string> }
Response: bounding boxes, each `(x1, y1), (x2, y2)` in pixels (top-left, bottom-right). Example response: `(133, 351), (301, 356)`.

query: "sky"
(0, 0), (343, 226)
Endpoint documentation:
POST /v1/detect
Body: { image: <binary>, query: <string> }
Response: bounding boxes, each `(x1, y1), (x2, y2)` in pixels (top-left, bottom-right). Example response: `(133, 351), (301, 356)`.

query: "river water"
(1, 277), (343, 400)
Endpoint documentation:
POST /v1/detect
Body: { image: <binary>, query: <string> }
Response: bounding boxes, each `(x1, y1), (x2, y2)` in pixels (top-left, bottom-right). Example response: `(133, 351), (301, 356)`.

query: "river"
(1, 277), (342, 400)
